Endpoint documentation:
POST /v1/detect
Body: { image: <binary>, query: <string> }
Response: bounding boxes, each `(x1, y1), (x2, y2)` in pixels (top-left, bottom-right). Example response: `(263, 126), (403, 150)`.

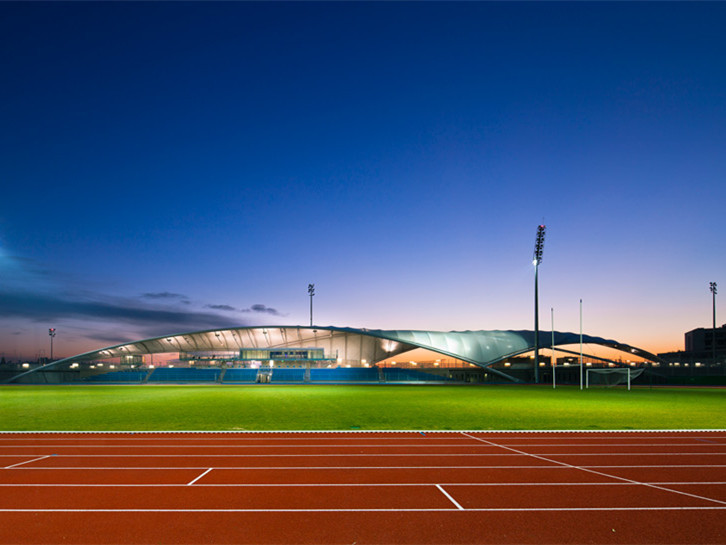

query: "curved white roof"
(7, 325), (660, 384)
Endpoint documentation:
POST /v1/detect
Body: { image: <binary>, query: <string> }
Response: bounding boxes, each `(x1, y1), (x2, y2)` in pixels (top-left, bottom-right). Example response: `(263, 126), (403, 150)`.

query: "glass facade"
(240, 348), (327, 360)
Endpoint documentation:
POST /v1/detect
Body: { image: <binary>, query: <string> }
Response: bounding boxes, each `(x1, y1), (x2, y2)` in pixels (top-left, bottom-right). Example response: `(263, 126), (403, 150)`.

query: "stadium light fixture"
(579, 298), (584, 390)
(532, 225), (546, 383)
(48, 328), (56, 361)
(308, 284), (315, 327)
(551, 307), (556, 390)
(710, 282), (718, 364)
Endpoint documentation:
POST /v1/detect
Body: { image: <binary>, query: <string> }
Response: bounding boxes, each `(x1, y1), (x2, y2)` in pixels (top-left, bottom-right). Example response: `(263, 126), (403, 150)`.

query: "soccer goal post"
(585, 367), (644, 390)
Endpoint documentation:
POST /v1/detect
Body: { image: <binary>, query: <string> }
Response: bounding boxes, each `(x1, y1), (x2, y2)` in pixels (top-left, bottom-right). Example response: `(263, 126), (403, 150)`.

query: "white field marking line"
(0, 453), (533, 458)
(0, 440), (722, 448)
(0, 507), (724, 513)
(14, 447), (726, 459)
(435, 484), (464, 510)
(2, 451), (722, 458)
(4, 456), (52, 469)
(1, 481), (723, 488)
(462, 433), (726, 507)
(0, 443), (490, 449)
(1, 438), (723, 446)
(1, 428), (725, 434)
(0, 443), (726, 450)
(9, 464), (726, 470)
(187, 468), (213, 486)
(0, 437), (474, 442)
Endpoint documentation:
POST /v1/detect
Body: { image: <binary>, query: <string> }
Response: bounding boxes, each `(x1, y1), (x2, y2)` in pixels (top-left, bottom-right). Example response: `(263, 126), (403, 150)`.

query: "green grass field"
(1, 384), (724, 431)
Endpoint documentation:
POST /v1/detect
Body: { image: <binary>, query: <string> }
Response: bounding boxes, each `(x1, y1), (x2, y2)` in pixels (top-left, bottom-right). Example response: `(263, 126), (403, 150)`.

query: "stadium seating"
(81, 366), (455, 384)
(269, 368), (305, 382)
(382, 368), (454, 382)
(147, 368), (221, 383)
(309, 368), (380, 382)
(223, 368), (258, 383)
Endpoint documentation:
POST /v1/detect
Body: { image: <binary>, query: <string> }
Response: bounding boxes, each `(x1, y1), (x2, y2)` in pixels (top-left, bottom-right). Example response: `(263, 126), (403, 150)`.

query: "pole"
(711, 282), (717, 365)
(579, 299), (583, 390)
(533, 225), (546, 384)
(551, 307), (556, 389)
(308, 284), (315, 327)
(534, 263), (539, 383)
(48, 328), (56, 361)
(627, 367), (631, 391)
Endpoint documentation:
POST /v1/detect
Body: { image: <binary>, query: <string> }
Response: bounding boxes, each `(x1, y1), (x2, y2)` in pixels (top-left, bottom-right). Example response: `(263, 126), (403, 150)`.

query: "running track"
(0, 431), (724, 544)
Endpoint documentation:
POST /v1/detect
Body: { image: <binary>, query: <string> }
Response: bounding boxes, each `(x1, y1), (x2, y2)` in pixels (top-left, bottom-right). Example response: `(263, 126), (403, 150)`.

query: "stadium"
(4, 325), (661, 385)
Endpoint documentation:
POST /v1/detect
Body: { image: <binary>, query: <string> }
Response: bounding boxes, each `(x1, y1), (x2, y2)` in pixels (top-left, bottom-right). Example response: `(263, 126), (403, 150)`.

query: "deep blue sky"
(1, 2), (724, 359)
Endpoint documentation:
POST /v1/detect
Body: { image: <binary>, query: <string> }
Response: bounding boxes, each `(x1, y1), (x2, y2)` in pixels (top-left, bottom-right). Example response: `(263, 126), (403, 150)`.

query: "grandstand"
(5, 325), (662, 385)
(73, 365), (459, 384)
(147, 367), (222, 383)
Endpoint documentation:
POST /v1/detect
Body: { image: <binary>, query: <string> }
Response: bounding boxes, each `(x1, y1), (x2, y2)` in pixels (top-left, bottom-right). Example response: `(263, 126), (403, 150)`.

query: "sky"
(1, 2), (724, 361)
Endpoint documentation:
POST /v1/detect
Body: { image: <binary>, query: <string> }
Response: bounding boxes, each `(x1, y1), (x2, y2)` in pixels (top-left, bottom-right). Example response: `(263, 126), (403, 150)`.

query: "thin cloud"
(141, 292), (189, 301)
(0, 290), (244, 331)
(242, 304), (283, 316)
(206, 304), (237, 312)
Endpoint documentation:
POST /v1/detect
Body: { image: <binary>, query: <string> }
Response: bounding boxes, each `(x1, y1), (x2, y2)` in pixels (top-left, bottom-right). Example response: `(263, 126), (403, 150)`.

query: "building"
(685, 325), (726, 356)
(5, 325), (661, 385)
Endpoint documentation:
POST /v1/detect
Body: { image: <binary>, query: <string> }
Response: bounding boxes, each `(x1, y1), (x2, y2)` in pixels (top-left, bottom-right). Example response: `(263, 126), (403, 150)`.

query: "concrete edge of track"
(1, 429), (725, 434)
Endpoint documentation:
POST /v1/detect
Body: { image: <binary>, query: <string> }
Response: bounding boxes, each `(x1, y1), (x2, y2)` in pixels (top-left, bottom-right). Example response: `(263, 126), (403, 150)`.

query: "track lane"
(0, 484), (455, 510)
(0, 466), (617, 485)
(665, 484), (726, 502)
(0, 468), (204, 485)
(203, 466), (617, 485)
(447, 482), (720, 509)
(3, 443), (725, 455)
(589, 465), (726, 483)
(17, 453), (562, 468)
(1, 510), (724, 544)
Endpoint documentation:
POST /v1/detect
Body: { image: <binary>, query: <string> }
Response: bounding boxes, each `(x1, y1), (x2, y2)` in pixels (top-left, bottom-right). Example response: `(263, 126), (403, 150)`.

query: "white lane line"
(187, 468), (213, 486)
(435, 484), (464, 510)
(0, 507), (723, 513)
(0, 429), (723, 434)
(1, 443), (722, 448)
(462, 433), (726, 507)
(7, 464), (726, 470)
(4, 456), (52, 469)
(0, 453), (540, 458)
(0, 444), (502, 449)
(1, 450), (723, 456)
(4, 452), (723, 459)
(0, 481), (722, 487)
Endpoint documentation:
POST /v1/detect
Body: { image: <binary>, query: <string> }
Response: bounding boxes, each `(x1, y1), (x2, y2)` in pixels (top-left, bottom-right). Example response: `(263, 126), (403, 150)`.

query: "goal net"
(585, 367), (644, 389)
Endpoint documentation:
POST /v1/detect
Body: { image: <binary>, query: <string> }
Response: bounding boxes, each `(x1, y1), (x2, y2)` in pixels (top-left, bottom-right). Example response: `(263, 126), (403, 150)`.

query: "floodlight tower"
(710, 282), (717, 364)
(48, 328), (56, 361)
(308, 284), (315, 327)
(533, 225), (546, 383)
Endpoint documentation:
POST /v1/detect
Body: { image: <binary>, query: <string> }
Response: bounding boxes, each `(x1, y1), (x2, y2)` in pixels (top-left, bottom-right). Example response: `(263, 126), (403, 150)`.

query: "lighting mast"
(533, 225), (546, 383)
(308, 284), (315, 327)
(48, 328), (56, 361)
(710, 282), (718, 365)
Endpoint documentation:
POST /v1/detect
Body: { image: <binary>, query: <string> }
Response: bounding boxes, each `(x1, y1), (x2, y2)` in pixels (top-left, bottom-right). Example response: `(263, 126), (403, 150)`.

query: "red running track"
(0, 431), (724, 544)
